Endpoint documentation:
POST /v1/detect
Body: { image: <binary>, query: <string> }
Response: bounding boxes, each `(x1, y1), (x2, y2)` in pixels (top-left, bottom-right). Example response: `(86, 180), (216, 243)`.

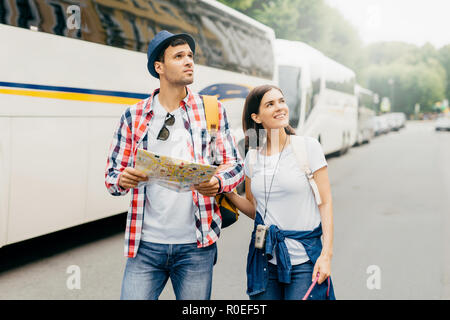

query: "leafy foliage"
(218, 0), (449, 114)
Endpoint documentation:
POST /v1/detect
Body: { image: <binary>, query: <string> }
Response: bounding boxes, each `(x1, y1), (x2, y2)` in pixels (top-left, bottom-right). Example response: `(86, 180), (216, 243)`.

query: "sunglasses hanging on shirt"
(157, 112), (175, 141)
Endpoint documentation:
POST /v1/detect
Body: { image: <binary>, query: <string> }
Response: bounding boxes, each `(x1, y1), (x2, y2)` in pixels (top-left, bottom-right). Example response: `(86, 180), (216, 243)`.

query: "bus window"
(96, 4), (127, 48)
(307, 76), (321, 119)
(324, 59), (355, 94)
(49, 2), (65, 36)
(308, 58), (322, 117)
(1, 0), (274, 79)
(304, 87), (312, 120)
(326, 77), (355, 94)
(278, 65), (301, 127)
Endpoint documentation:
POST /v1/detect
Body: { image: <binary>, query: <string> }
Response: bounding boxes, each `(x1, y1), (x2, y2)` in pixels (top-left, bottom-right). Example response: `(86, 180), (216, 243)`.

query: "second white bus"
(275, 39), (358, 155)
(355, 84), (377, 145)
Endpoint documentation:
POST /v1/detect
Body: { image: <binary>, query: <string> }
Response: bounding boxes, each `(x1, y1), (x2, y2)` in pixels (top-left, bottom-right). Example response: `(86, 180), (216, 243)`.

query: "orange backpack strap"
(202, 95), (239, 227)
(202, 95), (219, 133)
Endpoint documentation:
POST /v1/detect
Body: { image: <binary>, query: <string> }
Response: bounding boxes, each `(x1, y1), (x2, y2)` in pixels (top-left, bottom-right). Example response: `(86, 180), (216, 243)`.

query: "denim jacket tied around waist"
(246, 212), (336, 299)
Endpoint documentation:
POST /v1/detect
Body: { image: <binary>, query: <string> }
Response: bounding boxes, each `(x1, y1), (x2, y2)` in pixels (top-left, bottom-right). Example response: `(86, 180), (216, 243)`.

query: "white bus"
(0, 0), (276, 248)
(354, 85), (377, 145)
(275, 39), (358, 155)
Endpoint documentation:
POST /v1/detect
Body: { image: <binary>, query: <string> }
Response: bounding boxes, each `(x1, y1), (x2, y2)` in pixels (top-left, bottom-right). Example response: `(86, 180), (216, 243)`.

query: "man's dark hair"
(155, 37), (188, 63)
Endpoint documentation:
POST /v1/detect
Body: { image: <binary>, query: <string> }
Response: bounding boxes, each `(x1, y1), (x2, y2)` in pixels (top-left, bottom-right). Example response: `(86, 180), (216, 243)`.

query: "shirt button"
(263, 268), (267, 271)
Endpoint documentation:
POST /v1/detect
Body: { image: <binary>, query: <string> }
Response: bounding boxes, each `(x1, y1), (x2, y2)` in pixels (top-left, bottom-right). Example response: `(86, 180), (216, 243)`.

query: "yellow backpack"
(202, 95), (239, 228)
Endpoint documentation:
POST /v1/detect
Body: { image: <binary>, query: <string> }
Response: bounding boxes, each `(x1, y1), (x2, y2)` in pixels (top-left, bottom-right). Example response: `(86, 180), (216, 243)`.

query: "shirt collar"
(144, 86), (194, 116)
(182, 86), (195, 109)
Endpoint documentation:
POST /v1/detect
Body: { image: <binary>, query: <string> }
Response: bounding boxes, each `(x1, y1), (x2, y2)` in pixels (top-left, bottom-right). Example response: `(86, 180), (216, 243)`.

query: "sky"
(325, 0), (450, 48)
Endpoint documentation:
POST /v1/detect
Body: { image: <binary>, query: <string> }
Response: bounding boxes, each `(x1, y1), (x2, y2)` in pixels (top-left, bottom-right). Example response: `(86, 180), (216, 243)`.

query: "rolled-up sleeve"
(105, 109), (133, 196)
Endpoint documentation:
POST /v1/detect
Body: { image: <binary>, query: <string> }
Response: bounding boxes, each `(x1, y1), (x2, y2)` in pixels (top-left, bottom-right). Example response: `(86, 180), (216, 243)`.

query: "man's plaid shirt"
(105, 87), (244, 258)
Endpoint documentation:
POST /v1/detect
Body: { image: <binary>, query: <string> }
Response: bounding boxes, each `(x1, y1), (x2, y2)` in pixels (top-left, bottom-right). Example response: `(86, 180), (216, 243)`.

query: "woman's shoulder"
(244, 148), (260, 166)
(290, 135), (321, 150)
(290, 135), (325, 166)
(244, 148), (260, 178)
(244, 148), (259, 158)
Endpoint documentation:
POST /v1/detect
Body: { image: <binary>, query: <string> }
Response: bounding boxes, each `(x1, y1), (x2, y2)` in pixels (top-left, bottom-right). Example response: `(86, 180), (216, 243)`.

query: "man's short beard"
(173, 76), (194, 86)
(160, 71), (194, 86)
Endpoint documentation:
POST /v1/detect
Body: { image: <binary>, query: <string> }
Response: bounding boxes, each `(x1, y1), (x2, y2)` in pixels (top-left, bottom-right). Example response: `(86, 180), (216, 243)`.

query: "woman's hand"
(312, 254), (332, 284)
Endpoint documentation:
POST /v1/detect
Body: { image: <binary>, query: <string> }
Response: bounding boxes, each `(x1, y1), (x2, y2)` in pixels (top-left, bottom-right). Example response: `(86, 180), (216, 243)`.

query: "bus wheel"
(357, 131), (364, 146)
(346, 132), (352, 152)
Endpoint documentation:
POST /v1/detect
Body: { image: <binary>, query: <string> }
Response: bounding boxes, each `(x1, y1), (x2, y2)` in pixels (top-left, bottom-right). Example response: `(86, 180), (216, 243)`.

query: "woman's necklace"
(263, 134), (289, 221)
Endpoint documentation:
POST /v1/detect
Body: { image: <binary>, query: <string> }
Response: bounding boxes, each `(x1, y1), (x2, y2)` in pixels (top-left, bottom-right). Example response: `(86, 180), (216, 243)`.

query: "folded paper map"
(135, 148), (217, 192)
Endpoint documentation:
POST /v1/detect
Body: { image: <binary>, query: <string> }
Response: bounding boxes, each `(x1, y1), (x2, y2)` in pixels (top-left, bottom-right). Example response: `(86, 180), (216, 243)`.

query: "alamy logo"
(366, 265), (381, 290)
(66, 5), (81, 30)
(66, 265), (81, 290)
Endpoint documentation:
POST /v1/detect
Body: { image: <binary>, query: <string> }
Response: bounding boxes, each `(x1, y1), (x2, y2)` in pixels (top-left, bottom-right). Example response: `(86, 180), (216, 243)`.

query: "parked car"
(383, 113), (397, 131)
(374, 116), (389, 135)
(435, 114), (450, 131)
(391, 112), (406, 130)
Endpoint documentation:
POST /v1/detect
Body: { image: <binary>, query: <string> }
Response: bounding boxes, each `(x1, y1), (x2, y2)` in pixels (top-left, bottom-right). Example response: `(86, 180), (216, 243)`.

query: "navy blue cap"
(147, 30), (196, 78)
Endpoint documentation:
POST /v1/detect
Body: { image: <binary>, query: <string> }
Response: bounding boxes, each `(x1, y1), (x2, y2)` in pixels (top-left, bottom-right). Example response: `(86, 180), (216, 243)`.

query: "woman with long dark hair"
(224, 84), (335, 300)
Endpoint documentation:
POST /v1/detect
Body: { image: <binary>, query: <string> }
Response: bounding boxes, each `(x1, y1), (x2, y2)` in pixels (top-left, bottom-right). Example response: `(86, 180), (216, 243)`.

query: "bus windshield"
(359, 91), (375, 111)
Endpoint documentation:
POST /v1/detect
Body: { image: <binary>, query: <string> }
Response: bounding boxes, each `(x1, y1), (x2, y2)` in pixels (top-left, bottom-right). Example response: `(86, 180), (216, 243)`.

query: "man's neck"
(158, 82), (188, 113)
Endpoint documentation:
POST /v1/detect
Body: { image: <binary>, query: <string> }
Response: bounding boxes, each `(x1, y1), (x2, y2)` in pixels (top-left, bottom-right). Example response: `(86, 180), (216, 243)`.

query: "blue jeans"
(250, 260), (324, 300)
(120, 241), (217, 300)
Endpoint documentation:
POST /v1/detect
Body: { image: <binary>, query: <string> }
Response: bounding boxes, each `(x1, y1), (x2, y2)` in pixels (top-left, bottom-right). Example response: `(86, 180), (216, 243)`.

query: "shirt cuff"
(116, 172), (128, 193)
(215, 174), (224, 194)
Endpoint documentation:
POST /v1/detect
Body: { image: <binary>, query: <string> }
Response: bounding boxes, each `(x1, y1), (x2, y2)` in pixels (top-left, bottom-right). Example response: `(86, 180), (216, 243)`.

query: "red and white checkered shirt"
(105, 87), (244, 258)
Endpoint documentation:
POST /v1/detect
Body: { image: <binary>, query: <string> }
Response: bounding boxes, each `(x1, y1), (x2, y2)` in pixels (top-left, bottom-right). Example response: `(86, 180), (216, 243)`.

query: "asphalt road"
(0, 120), (449, 300)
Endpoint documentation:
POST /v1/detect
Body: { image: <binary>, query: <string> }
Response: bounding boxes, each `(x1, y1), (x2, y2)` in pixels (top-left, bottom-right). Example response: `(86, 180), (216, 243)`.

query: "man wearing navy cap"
(105, 30), (244, 300)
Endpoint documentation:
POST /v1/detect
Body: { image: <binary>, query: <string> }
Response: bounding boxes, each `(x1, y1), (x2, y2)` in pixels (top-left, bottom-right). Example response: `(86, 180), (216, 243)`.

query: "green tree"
(365, 41), (418, 65)
(218, 0), (365, 78)
(366, 59), (445, 114)
(438, 45), (450, 100)
(218, 0), (448, 111)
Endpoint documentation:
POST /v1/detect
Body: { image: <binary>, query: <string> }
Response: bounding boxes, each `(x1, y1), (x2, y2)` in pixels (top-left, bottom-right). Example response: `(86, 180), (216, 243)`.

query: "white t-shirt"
(141, 94), (197, 244)
(244, 136), (327, 265)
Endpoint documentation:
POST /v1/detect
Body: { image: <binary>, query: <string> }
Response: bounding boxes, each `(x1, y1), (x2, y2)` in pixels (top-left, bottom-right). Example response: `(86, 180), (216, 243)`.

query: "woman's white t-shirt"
(244, 136), (327, 265)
